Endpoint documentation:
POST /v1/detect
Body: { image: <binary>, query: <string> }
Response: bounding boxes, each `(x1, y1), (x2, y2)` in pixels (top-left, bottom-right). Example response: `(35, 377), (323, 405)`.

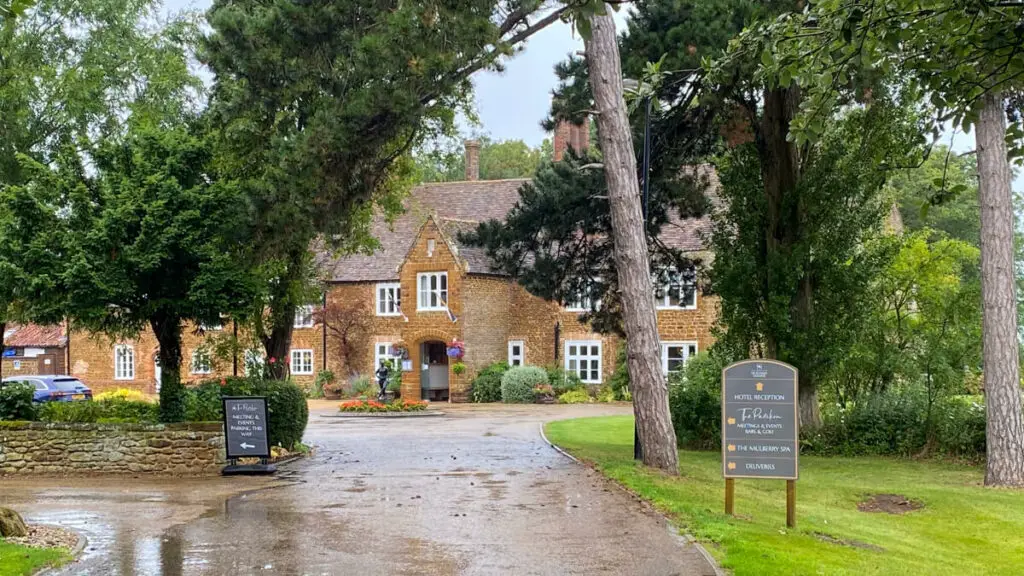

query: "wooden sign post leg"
(725, 478), (735, 516)
(786, 480), (796, 528)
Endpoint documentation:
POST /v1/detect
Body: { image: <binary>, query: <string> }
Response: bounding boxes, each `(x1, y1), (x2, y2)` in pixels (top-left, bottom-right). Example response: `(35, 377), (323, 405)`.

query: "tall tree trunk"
(0, 321), (5, 381)
(976, 91), (1024, 487)
(151, 313), (185, 423)
(584, 5), (678, 474)
(758, 86), (823, 429)
(263, 304), (295, 380)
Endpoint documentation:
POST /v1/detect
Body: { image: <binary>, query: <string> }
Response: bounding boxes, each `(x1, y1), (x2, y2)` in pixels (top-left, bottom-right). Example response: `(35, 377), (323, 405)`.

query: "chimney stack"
(464, 139), (480, 181)
(552, 119), (590, 162)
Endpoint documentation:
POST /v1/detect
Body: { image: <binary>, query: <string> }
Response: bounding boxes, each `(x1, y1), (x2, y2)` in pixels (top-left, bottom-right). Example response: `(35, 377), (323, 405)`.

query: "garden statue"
(375, 360), (391, 401)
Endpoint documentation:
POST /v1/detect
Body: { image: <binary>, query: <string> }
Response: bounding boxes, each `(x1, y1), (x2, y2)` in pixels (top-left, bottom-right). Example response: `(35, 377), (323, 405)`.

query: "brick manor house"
(58, 121), (719, 401)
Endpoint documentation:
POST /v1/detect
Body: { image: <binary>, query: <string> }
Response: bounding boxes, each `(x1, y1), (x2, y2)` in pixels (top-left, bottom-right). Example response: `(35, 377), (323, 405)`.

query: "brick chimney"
(552, 119), (590, 162)
(464, 139), (480, 181)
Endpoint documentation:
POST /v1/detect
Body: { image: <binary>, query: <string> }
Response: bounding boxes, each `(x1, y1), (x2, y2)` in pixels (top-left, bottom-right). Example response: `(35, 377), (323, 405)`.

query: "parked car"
(0, 375), (92, 402)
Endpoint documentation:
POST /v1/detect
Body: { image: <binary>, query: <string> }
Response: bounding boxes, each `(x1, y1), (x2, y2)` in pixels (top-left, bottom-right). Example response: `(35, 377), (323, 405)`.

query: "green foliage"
(711, 104), (924, 412)
(470, 361), (508, 403)
(311, 370), (335, 399)
(608, 343), (632, 400)
(803, 392), (986, 459)
(668, 353), (726, 450)
(831, 232), (981, 407)
(188, 377), (309, 450)
(350, 375), (372, 398)
(0, 382), (34, 420)
(557, 388), (591, 404)
(452, 362), (466, 376)
(36, 399), (159, 424)
(546, 365), (584, 395)
(500, 366), (547, 404)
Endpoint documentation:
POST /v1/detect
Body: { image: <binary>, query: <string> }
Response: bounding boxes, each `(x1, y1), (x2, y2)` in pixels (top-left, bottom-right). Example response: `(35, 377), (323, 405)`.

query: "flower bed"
(338, 398), (427, 413)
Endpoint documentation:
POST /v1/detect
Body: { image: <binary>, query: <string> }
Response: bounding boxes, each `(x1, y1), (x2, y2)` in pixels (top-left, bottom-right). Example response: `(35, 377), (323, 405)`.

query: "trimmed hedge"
(501, 366), (547, 403)
(188, 377), (310, 450)
(0, 382), (35, 420)
(36, 399), (159, 424)
(471, 362), (509, 403)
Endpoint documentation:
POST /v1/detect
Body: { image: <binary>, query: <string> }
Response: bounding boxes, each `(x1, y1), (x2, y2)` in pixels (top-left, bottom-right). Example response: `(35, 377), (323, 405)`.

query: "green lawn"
(545, 416), (1024, 576)
(0, 539), (71, 576)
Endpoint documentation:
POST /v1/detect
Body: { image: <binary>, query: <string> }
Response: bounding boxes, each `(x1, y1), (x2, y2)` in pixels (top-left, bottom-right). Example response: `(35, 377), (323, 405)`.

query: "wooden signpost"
(722, 360), (799, 527)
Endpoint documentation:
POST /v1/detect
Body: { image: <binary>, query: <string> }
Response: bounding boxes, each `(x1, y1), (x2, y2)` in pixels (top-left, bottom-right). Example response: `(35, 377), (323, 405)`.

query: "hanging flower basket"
(446, 339), (465, 360)
(390, 342), (409, 360)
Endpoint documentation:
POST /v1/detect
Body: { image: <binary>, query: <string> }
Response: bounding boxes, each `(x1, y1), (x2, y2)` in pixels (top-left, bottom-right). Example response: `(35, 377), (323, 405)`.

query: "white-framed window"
(190, 349), (212, 375)
(654, 268), (697, 310)
(565, 340), (602, 384)
(564, 279), (601, 312)
(376, 283), (402, 316)
(290, 349), (314, 375)
(114, 345), (135, 380)
(200, 320), (223, 331)
(417, 272), (448, 311)
(294, 305), (315, 328)
(374, 342), (396, 370)
(508, 340), (525, 367)
(661, 341), (698, 375)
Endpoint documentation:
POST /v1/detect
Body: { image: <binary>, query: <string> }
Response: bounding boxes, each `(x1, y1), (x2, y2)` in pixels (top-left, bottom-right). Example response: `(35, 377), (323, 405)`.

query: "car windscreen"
(51, 379), (86, 391)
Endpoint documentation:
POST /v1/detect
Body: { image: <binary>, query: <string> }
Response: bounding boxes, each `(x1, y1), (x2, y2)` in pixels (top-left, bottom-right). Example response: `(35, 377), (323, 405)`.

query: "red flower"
(269, 357), (277, 364)
(220, 378), (226, 386)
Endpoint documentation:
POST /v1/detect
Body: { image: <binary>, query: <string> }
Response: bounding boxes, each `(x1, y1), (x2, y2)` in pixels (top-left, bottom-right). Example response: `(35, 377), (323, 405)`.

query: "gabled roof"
(3, 323), (67, 348)
(323, 172), (714, 282)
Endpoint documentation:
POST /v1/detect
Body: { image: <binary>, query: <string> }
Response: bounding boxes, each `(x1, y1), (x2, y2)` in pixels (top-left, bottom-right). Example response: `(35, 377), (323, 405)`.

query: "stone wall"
(0, 422), (225, 476)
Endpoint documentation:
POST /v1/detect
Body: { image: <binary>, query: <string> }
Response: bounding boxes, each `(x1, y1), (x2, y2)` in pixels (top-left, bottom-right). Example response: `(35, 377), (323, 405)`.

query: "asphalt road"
(1, 402), (717, 575)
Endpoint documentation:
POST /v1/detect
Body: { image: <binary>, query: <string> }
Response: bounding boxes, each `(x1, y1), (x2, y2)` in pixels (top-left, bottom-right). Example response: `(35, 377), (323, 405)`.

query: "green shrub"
(471, 362), (508, 403)
(350, 375), (371, 397)
(187, 377), (310, 450)
(311, 370), (334, 399)
(558, 389), (591, 404)
(501, 366), (547, 403)
(36, 399), (159, 424)
(933, 396), (986, 457)
(608, 343), (631, 400)
(386, 362), (402, 395)
(668, 352), (726, 450)
(595, 385), (617, 403)
(545, 365), (584, 395)
(0, 382), (35, 421)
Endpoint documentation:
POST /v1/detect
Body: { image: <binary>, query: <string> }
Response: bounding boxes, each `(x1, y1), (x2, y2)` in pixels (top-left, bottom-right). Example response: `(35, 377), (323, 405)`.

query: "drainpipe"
(232, 320), (238, 377)
(554, 321), (561, 361)
(321, 290), (328, 372)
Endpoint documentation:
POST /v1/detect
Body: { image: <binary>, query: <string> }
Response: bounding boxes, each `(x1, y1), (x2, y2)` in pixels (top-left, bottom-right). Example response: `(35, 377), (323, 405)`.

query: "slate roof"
(323, 172), (714, 283)
(3, 323), (67, 348)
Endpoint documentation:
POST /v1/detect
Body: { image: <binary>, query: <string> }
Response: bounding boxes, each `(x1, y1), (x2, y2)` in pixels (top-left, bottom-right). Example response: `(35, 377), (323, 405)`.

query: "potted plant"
(452, 361), (467, 376)
(533, 383), (556, 404)
(446, 339), (465, 361)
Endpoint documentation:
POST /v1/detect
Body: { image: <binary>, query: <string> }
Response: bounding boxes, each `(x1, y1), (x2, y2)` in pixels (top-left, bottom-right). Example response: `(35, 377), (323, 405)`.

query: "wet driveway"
(1, 403), (717, 575)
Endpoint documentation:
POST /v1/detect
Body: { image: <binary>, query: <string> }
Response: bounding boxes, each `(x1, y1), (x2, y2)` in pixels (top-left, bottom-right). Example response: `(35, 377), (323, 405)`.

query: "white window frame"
(294, 305), (315, 328)
(661, 341), (698, 375)
(200, 320), (223, 331)
(564, 340), (603, 384)
(417, 272), (449, 311)
(654, 268), (697, 310)
(114, 344), (135, 381)
(374, 342), (397, 370)
(375, 282), (402, 316)
(190, 349), (212, 375)
(564, 278), (602, 312)
(290, 349), (314, 375)
(508, 340), (525, 367)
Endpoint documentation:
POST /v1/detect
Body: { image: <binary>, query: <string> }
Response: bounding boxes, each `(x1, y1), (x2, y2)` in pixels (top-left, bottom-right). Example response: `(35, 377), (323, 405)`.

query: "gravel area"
(4, 524), (78, 550)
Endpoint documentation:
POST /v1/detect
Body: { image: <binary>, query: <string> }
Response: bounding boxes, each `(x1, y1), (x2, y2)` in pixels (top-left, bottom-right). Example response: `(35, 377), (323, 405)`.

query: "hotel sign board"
(721, 360), (799, 480)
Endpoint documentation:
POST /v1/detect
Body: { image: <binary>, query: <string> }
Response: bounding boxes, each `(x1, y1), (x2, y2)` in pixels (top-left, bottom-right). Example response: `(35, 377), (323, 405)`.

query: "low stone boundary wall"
(0, 422), (225, 476)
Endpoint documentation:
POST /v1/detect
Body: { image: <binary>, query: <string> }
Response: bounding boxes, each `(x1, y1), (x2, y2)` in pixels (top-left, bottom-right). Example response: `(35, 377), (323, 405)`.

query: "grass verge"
(544, 415), (1024, 576)
(0, 539), (71, 576)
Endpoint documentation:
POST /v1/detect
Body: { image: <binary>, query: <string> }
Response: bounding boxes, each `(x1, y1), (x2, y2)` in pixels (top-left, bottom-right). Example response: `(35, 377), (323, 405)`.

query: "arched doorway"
(419, 340), (449, 401)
